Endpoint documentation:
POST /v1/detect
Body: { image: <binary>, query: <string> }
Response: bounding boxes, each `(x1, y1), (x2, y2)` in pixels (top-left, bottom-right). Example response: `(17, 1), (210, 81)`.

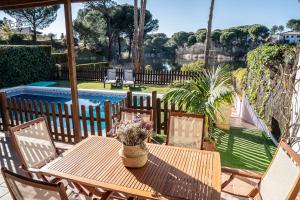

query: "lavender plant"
(110, 114), (153, 148)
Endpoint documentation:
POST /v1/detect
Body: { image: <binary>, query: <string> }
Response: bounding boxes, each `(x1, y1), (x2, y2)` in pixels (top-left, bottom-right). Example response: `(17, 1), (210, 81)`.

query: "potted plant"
(110, 115), (153, 168)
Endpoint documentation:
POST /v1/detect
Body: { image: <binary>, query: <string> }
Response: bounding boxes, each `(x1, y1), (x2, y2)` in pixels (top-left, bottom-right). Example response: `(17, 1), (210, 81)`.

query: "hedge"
(0, 45), (54, 88)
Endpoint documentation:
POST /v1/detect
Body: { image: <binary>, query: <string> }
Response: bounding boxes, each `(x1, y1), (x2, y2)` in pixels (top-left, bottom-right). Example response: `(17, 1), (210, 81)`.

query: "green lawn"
(213, 127), (276, 172)
(54, 80), (171, 94)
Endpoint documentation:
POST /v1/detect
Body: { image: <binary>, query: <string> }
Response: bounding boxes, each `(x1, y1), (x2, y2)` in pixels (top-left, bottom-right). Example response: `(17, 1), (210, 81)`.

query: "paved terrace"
(0, 117), (298, 200)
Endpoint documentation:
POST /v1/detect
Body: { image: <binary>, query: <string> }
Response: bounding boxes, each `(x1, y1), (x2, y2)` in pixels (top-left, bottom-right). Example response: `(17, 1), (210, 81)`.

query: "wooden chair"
(122, 69), (135, 87)
(119, 108), (153, 123)
(9, 117), (110, 198)
(104, 69), (117, 88)
(1, 167), (91, 200)
(166, 112), (205, 149)
(221, 140), (300, 200)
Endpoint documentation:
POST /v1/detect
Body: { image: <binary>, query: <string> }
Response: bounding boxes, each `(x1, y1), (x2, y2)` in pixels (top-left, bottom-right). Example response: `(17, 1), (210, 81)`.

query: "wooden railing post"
(156, 98), (161, 135)
(104, 100), (112, 136)
(126, 91), (132, 108)
(152, 91), (157, 132)
(0, 92), (10, 131)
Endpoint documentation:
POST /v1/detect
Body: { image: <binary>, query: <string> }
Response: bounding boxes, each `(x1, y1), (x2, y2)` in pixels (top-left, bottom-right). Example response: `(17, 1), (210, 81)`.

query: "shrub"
(181, 60), (204, 72)
(232, 67), (246, 95)
(0, 45), (54, 88)
(52, 53), (67, 64)
(9, 33), (24, 44)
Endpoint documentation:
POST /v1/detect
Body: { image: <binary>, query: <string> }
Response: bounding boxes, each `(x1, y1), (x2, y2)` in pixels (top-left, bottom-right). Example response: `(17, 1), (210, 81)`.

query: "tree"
(211, 29), (222, 47)
(85, 0), (117, 61)
(248, 24), (269, 44)
(270, 25), (279, 34)
(195, 28), (207, 43)
(0, 18), (12, 41)
(73, 9), (107, 48)
(278, 25), (285, 33)
(171, 31), (192, 47)
(204, 0), (215, 67)
(163, 65), (234, 136)
(132, 0), (147, 71)
(287, 19), (300, 31)
(145, 33), (169, 55)
(5, 5), (60, 42)
(187, 35), (197, 46)
(112, 4), (158, 59)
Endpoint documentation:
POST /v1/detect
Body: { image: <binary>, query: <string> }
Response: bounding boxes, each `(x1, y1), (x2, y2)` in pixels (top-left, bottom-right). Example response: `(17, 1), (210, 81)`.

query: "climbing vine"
(245, 44), (296, 138)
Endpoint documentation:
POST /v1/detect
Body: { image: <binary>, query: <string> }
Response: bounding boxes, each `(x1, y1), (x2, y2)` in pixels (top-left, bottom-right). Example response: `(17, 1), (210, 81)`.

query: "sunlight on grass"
(54, 80), (170, 94)
(213, 127), (276, 172)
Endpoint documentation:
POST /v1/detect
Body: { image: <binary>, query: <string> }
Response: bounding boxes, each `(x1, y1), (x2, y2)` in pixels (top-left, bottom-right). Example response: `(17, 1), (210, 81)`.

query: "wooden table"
(41, 136), (221, 200)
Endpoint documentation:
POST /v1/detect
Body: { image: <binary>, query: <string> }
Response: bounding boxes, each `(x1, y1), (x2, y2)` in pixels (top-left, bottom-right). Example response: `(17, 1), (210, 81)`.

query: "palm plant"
(163, 65), (235, 137)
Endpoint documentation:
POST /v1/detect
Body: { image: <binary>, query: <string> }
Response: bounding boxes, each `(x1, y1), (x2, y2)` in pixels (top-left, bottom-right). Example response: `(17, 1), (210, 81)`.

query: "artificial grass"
(54, 80), (171, 94)
(213, 127), (276, 172)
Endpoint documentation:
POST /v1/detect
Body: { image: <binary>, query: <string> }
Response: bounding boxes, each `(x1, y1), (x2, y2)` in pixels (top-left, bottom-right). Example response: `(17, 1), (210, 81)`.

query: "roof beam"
(0, 0), (96, 10)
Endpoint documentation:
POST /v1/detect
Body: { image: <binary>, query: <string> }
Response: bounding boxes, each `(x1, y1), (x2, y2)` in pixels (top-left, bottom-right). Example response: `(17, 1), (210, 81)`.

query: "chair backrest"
(120, 108), (152, 123)
(1, 167), (68, 200)
(167, 112), (205, 149)
(9, 117), (58, 170)
(124, 69), (134, 81)
(259, 140), (300, 200)
(107, 69), (117, 80)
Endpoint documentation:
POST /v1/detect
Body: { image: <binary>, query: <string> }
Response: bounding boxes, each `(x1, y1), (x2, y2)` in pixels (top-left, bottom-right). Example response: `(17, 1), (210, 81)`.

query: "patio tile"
(0, 193), (11, 200)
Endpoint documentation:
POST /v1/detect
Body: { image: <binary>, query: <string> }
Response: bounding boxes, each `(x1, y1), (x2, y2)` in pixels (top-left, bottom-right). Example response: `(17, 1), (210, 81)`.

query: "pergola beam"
(64, 0), (82, 143)
(0, 0), (96, 10)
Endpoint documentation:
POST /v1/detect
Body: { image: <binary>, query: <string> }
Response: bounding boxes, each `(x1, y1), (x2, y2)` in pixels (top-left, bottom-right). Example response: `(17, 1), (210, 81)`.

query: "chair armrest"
(222, 167), (263, 179)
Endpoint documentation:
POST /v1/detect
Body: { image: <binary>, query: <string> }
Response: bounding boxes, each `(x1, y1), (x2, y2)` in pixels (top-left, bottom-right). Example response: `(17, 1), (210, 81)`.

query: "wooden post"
(126, 91), (132, 108)
(64, 1), (81, 143)
(156, 98), (161, 135)
(152, 91), (157, 132)
(0, 92), (10, 131)
(104, 100), (112, 136)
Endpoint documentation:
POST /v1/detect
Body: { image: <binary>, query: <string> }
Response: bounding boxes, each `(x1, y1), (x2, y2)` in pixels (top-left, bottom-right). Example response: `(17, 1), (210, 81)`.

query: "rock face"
(176, 42), (231, 62)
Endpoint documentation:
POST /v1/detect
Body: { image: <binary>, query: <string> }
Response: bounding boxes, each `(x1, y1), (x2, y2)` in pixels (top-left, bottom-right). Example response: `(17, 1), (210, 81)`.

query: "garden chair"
(9, 117), (111, 199)
(1, 167), (91, 200)
(104, 69), (118, 88)
(166, 112), (205, 149)
(221, 140), (300, 200)
(119, 108), (153, 123)
(122, 69), (135, 87)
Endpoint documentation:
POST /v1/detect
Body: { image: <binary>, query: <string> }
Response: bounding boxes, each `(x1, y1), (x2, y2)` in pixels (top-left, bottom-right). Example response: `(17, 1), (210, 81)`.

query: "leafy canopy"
(163, 65), (235, 122)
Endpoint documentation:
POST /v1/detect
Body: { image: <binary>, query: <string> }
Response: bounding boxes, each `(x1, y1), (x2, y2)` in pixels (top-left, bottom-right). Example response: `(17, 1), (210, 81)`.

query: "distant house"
(11, 27), (42, 35)
(271, 31), (300, 44)
(281, 31), (300, 44)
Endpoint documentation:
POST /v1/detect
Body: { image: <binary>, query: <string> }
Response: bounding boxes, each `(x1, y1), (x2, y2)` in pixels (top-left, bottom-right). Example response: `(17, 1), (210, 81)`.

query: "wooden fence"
(55, 66), (198, 85)
(0, 91), (181, 144)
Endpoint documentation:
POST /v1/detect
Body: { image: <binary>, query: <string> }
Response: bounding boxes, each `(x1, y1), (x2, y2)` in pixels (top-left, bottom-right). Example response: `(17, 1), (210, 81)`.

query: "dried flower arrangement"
(110, 114), (153, 149)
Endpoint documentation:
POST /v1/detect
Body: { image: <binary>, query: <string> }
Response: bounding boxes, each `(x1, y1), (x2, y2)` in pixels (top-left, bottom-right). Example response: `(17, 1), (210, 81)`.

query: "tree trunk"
(118, 34), (122, 59)
(32, 23), (37, 43)
(128, 36), (132, 59)
(138, 0), (147, 69)
(204, 0), (215, 68)
(132, 0), (139, 70)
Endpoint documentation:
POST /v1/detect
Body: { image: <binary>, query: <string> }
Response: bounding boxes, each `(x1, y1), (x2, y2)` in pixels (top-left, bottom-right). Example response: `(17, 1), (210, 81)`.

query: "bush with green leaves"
(164, 65), (235, 137)
(52, 53), (67, 64)
(245, 44), (296, 136)
(0, 45), (54, 88)
(181, 60), (204, 72)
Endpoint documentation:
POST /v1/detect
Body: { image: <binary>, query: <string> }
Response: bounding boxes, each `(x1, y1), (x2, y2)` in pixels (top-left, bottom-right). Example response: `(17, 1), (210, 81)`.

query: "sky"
(0, 0), (299, 37)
